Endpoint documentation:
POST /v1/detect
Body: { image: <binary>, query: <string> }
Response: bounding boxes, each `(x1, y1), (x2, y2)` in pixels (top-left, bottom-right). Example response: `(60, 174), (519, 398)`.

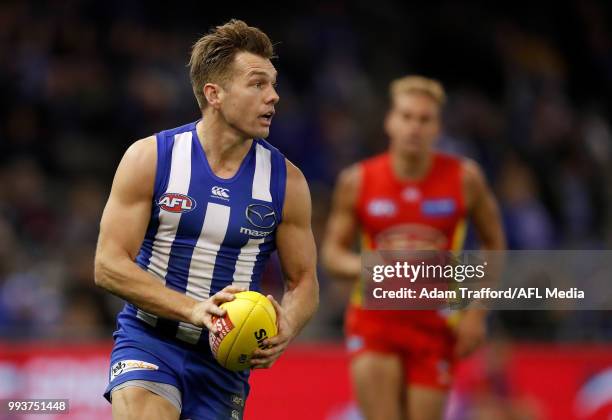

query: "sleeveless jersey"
(117, 121), (287, 348)
(352, 152), (467, 317)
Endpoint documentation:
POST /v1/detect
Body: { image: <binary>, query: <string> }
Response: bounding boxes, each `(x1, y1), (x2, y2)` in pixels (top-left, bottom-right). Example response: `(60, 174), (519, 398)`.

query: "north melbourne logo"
(211, 186), (230, 200)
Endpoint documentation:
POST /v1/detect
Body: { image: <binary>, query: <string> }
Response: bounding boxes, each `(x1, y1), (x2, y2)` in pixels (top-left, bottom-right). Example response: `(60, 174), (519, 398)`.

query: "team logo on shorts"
(158, 193), (196, 213)
(110, 360), (159, 381)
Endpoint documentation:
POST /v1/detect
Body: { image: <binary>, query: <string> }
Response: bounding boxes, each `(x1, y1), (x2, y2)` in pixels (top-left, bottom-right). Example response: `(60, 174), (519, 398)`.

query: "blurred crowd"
(0, 0), (610, 341)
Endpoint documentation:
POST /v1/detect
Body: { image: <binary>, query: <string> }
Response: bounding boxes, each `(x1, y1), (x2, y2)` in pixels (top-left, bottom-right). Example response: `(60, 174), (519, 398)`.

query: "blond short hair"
(389, 75), (446, 106)
(189, 19), (274, 109)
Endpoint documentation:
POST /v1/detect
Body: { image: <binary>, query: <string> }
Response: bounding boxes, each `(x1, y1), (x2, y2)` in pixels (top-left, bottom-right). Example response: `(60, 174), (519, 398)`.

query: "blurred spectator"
(497, 155), (556, 249)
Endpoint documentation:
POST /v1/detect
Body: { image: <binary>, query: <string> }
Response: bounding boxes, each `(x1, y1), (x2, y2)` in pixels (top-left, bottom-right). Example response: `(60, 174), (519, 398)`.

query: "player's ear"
(203, 83), (223, 109)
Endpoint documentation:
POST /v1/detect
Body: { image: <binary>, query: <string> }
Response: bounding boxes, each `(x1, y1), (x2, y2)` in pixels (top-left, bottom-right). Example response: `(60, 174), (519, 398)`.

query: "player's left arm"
(463, 159), (506, 251)
(250, 160), (320, 369)
(455, 159), (507, 357)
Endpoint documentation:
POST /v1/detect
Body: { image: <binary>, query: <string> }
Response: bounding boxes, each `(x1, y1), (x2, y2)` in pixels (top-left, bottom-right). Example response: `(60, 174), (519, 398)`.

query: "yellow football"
(209, 291), (278, 371)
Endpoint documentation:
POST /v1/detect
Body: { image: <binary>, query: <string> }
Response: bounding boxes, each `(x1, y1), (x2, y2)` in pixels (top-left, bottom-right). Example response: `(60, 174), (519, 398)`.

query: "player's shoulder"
(255, 138), (284, 155)
(432, 152), (478, 182)
(255, 138), (288, 179)
(339, 152), (388, 185)
(457, 156), (485, 181)
(110, 136), (158, 198)
(127, 121), (196, 157)
(284, 158), (307, 190)
(328, 162), (362, 205)
(255, 138), (288, 177)
(337, 163), (361, 188)
(455, 156), (489, 199)
(130, 121), (200, 167)
(281, 158), (311, 222)
(123, 136), (157, 169)
(156, 121), (197, 141)
(433, 151), (464, 166)
(359, 152), (389, 170)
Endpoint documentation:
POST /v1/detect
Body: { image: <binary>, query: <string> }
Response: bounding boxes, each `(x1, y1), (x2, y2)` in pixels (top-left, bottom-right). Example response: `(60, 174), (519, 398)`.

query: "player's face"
(385, 92), (441, 157)
(220, 52), (279, 139)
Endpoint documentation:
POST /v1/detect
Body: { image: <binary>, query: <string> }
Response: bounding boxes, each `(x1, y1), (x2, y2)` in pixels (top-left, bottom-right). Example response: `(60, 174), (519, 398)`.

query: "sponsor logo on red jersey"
(402, 186), (421, 202)
(367, 199), (397, 217)
(421, 198), (456, 216)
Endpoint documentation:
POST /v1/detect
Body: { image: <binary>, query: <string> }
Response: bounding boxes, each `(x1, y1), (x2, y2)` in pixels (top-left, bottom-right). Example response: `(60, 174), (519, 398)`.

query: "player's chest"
(361, 184), (464, 230)
(155, 181), (278, 246)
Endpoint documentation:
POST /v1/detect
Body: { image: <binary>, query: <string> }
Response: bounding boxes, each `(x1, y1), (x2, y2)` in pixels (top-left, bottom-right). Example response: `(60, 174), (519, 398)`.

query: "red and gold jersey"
(346, 151), (469, 387)
(356, 151), (467, 253)
(349, 151), (468, 328)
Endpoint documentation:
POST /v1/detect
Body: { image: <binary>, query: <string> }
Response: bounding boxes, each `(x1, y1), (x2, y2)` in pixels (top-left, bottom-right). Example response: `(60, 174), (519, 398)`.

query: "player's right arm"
(321, 164), (362, 280)
(94, 137), (241, 331)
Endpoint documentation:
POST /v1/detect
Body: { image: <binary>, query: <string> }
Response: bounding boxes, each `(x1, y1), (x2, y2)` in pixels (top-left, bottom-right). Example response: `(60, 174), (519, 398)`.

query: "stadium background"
(0, 1), (610, 419)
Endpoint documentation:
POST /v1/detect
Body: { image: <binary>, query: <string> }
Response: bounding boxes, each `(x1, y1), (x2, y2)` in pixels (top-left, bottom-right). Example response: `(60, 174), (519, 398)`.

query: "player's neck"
(196, 117), (252, 167)
(390, 151), (433, 181)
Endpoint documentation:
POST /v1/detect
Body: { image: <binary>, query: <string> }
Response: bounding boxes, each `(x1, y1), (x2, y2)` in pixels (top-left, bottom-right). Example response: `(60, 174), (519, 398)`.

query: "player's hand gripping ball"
(209, 291), (278, 371)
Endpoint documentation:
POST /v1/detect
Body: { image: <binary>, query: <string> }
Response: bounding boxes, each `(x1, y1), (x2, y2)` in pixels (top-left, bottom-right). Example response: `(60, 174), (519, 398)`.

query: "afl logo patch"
(367, 199), (397, 217)
(158, 193), (196, 213)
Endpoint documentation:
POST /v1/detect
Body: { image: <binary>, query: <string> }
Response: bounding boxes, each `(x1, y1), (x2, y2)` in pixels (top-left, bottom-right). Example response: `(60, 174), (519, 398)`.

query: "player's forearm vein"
(283, 274), (319, 337)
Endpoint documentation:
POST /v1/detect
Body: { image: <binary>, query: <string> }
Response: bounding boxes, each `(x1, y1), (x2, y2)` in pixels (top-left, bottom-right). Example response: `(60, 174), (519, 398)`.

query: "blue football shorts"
(103, 320), (250, 420)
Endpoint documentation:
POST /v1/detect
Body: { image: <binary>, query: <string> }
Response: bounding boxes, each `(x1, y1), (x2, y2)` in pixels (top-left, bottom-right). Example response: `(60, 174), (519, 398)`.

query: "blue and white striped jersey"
(117, 121), (287, 347)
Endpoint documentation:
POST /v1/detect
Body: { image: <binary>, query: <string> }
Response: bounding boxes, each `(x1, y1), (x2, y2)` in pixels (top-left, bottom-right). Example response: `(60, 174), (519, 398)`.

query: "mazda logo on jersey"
(246, 204), (277, 229)
(158, 193), (197, 213)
